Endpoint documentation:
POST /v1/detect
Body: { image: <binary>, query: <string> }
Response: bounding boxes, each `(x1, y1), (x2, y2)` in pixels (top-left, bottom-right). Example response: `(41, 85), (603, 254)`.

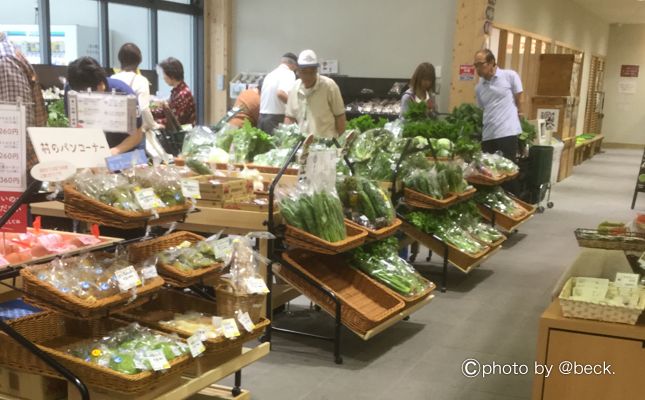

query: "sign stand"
(0, 101), (28, 233)
(631, 148), (645, 209)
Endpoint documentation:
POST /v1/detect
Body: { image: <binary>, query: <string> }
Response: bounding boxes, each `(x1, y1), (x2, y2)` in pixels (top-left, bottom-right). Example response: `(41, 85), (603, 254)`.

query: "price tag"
(76, 235), (101, 246)
(245, 277), (269, 294)
(237, 311), (255, 332)
(211, 316), (223, 328)
(134, 357), (147, 371)
(181, 179), (201, 199)
(187, 334), (206, 358)
(141, 265), (158, 280)
(573, 277), (609, 301)
(213, 238), (232, 262)
(146, 349), (170, 371)
(221, 318), (240, 338)
(114, 266), (142, 291)
(194, 328), (208, 341)
(177, 241), (192, 249)
(615, 273), (640, 288)
(134, 188), (164, 210)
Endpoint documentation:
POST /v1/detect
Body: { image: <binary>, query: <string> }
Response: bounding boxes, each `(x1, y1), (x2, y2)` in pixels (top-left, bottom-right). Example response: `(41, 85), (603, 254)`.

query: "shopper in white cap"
(285, 49), (346, 138)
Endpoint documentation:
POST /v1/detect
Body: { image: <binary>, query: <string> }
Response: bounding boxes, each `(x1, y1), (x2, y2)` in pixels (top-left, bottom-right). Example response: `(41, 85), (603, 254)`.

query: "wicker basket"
(353, 267), (436, 306)
(128, 231), (225, 287)
(0, 312), (192, 395)
(215, 280), (266, 324)
(284, 220), (368, 255)
(345, 218), (402, 240)
(574, 228), (645, 252)
(403, 188), (458, 209)
(399, 221), (490, 273)
(466, 174), (506, 186)
(63, 183), (191, 229)
(558, 278), (645, 325)
(454, 186), (477, 201)
(116, 290), (270, 353)
(20, 263), (164, 319)
(279, 250), (405, 335)
(477, 196), (536, 232)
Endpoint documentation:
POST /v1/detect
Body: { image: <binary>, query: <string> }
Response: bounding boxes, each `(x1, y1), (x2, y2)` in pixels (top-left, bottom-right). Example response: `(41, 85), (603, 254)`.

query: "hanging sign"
(0, 104), (27, 191)
(28, 127), (111, 168)
(0, 191), (27, 233)
(620, 65), (639, 78)
(67, 90), (137, 135)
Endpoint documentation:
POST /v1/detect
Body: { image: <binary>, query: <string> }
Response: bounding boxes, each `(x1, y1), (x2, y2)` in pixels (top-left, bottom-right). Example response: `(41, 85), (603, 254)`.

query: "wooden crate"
(194, 176), (253, 202)
(537, 54), (580, 97)
(531, 96), (579, 140)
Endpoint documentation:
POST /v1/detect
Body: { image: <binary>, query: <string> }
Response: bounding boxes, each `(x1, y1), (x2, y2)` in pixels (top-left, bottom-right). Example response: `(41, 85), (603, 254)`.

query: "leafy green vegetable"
(347, 115), (388, 132)
(46, 99), (69, 127)
(280, 190), (346, 242)
(336, 176), (395, 228)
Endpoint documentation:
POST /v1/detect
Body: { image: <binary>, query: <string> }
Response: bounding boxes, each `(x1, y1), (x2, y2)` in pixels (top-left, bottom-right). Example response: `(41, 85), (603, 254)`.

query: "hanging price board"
(67, 90), (137, 135)
(0, 103), (26, 191)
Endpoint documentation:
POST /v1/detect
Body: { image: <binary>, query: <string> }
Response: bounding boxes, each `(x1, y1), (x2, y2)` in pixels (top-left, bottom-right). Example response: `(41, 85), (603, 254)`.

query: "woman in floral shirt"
(152, 57), (196, 127)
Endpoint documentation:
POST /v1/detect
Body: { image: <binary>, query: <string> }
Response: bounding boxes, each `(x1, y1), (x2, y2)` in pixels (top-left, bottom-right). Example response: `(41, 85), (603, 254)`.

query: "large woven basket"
(477, 196), (536, 232)
(215, 280), (266, 324)
(20, 263), (164, 319)
(346, 218), (402, 240)
(466, 174), (506, 186)
(353, 267), (436, 306)
(558, 278), (645, 325)
(403, 188), (458, 209)
(116, 290), (269, 353)
(574, 228), (645, 252)
(284, 220), (368, 255)
(279, 250), (405, 335)
(0, 312), (193, 395)
(128, 231), (225, 287)
(454, 186), (477, 201)
(63, 183), (191, 229)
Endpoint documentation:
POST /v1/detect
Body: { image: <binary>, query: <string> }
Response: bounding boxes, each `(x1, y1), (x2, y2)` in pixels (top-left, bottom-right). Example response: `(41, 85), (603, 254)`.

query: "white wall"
(495, 0), (610, 135)
(603, 24), (645, 145)
(232, 0), (457, 112)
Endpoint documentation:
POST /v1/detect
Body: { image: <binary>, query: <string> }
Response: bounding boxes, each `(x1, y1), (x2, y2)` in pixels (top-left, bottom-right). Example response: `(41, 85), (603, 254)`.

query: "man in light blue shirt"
(474, 49), (523, 163)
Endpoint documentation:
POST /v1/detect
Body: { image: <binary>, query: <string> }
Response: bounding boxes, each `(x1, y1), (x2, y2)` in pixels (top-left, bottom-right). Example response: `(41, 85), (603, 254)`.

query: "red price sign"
(0, 191), (27, 233)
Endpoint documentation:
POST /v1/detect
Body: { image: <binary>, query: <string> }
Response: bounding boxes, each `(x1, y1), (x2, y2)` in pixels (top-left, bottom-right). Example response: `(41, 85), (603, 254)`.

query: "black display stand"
(631, 148), (645, 209)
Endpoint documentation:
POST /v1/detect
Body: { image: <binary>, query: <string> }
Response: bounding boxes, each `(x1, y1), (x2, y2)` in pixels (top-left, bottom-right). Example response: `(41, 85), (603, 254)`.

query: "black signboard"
(631, 148), (645, 209)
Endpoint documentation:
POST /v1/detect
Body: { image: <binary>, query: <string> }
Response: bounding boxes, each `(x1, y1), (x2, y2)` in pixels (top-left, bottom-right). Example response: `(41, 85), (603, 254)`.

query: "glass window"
(108, 3), (151, 70)
(157, 11), (194, 97)
(50, 0), (99, 65)
(0, 0), (41, 64)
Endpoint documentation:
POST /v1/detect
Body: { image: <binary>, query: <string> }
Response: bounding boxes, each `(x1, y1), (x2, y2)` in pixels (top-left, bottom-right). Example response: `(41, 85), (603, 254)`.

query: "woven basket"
(20, 263), (164, 319)
(279, 251), (405, 335)
(403, 188), (458, 209)
(63, 183), (191, 229)
(399, 221), (490, 273)
(477, 196), (536, 232)
(353, 267), (436, 306)
(116, 290), (269, 353)
(574, 228), (645, 252)
(284, 220), (368, 255)
(128, 231), (225, 287)
(466, 174), (506, 186)
(454, 186), (477, 201)
(558, 278), (645, 325)
(0, 312), (192, 395)
(215, 280), (266, 324)
(346, 218), (402, 240)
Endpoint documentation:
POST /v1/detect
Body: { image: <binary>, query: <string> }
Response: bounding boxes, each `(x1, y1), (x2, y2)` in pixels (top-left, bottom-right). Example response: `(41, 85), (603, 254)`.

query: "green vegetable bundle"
(216, 120), (276, 162)
(158, 240), (223, 271)
(67, 323), (188, 375)
(336, 176), (395, 229)
(280, 190), (347, 242)
(352, 238), (430, 297)
(445, 201), (504, 244)
(346, 115), (388, 133)
(404, 163), (468, 198)
(475, 187), (527, 218)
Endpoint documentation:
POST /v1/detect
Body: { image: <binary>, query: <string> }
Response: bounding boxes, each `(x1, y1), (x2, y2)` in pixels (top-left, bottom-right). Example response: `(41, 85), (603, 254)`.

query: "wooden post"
(204, 0), (232, 124)
(448, 0), (489, 110)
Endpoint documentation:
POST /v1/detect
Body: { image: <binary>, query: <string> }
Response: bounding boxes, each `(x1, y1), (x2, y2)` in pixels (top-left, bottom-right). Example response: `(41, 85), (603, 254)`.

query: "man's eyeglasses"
(474, 61), (489, 68)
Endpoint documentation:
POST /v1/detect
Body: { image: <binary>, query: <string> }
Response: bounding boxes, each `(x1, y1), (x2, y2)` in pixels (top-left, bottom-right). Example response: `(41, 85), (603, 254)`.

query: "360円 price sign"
(0, 104), (26, 191)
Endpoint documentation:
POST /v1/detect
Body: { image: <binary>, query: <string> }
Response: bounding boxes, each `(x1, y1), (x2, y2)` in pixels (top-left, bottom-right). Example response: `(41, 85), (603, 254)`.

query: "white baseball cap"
(298, 49), (319, 68)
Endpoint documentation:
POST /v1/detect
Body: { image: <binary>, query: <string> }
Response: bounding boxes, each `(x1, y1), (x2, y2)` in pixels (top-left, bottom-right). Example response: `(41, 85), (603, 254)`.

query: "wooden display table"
(573, 134), (604, 166)
(532, 300), (645, 400)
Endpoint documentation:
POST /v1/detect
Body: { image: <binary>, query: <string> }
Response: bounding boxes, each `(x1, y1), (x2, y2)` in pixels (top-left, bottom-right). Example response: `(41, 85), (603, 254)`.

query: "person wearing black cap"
(258, 52), (297, 134)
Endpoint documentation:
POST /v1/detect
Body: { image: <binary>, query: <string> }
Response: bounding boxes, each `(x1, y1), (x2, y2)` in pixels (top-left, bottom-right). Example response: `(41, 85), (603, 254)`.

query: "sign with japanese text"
(0, 191), (27, 233)
(459, 64), (476, 81)
(0, 104), (27, 191)
(620, 65), (639, 78)
(67, 91), (137, 134)
(67, 91), (137, 135)
(31, 160), (76, 182)
(27, 127), (111, 168)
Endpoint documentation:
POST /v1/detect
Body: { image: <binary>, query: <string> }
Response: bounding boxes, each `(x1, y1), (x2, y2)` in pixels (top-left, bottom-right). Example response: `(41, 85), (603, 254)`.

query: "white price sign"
(0, 104), (26, 191)
(180, 179), (201, 199)
(187, 334), (206, 358)
(134, 188), (164, 210)
(245, 277), (269, 294)
(141, 265), (159, 280)
(67, 90), (137, 135)
(222, 318), (240, 338)
(28, 127), (111, 168)
(114, 265), (142, 291)
(146, 349), (170, 371)
(237, 311), (255, 333)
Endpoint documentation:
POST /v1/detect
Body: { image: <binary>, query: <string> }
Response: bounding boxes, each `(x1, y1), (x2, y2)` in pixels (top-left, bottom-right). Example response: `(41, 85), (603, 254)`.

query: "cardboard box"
(195, 176), (253, 202)
(0, 367), (66, 400)
(222, 198), (272, 213)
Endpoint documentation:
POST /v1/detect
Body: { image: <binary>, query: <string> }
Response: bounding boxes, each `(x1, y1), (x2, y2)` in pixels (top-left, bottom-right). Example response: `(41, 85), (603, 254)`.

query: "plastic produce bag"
(336, 176), (395, 229)
(220, 232), (274, 296)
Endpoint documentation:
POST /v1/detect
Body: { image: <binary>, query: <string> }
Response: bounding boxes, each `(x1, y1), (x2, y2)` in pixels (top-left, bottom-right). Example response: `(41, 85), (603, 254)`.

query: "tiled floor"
(216, 147), (644, 400)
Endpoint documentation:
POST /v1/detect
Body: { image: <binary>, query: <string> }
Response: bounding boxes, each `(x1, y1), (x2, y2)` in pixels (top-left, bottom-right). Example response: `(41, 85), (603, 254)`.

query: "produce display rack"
(0, 181), (268, 399)
(261, 138), (434, 364)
